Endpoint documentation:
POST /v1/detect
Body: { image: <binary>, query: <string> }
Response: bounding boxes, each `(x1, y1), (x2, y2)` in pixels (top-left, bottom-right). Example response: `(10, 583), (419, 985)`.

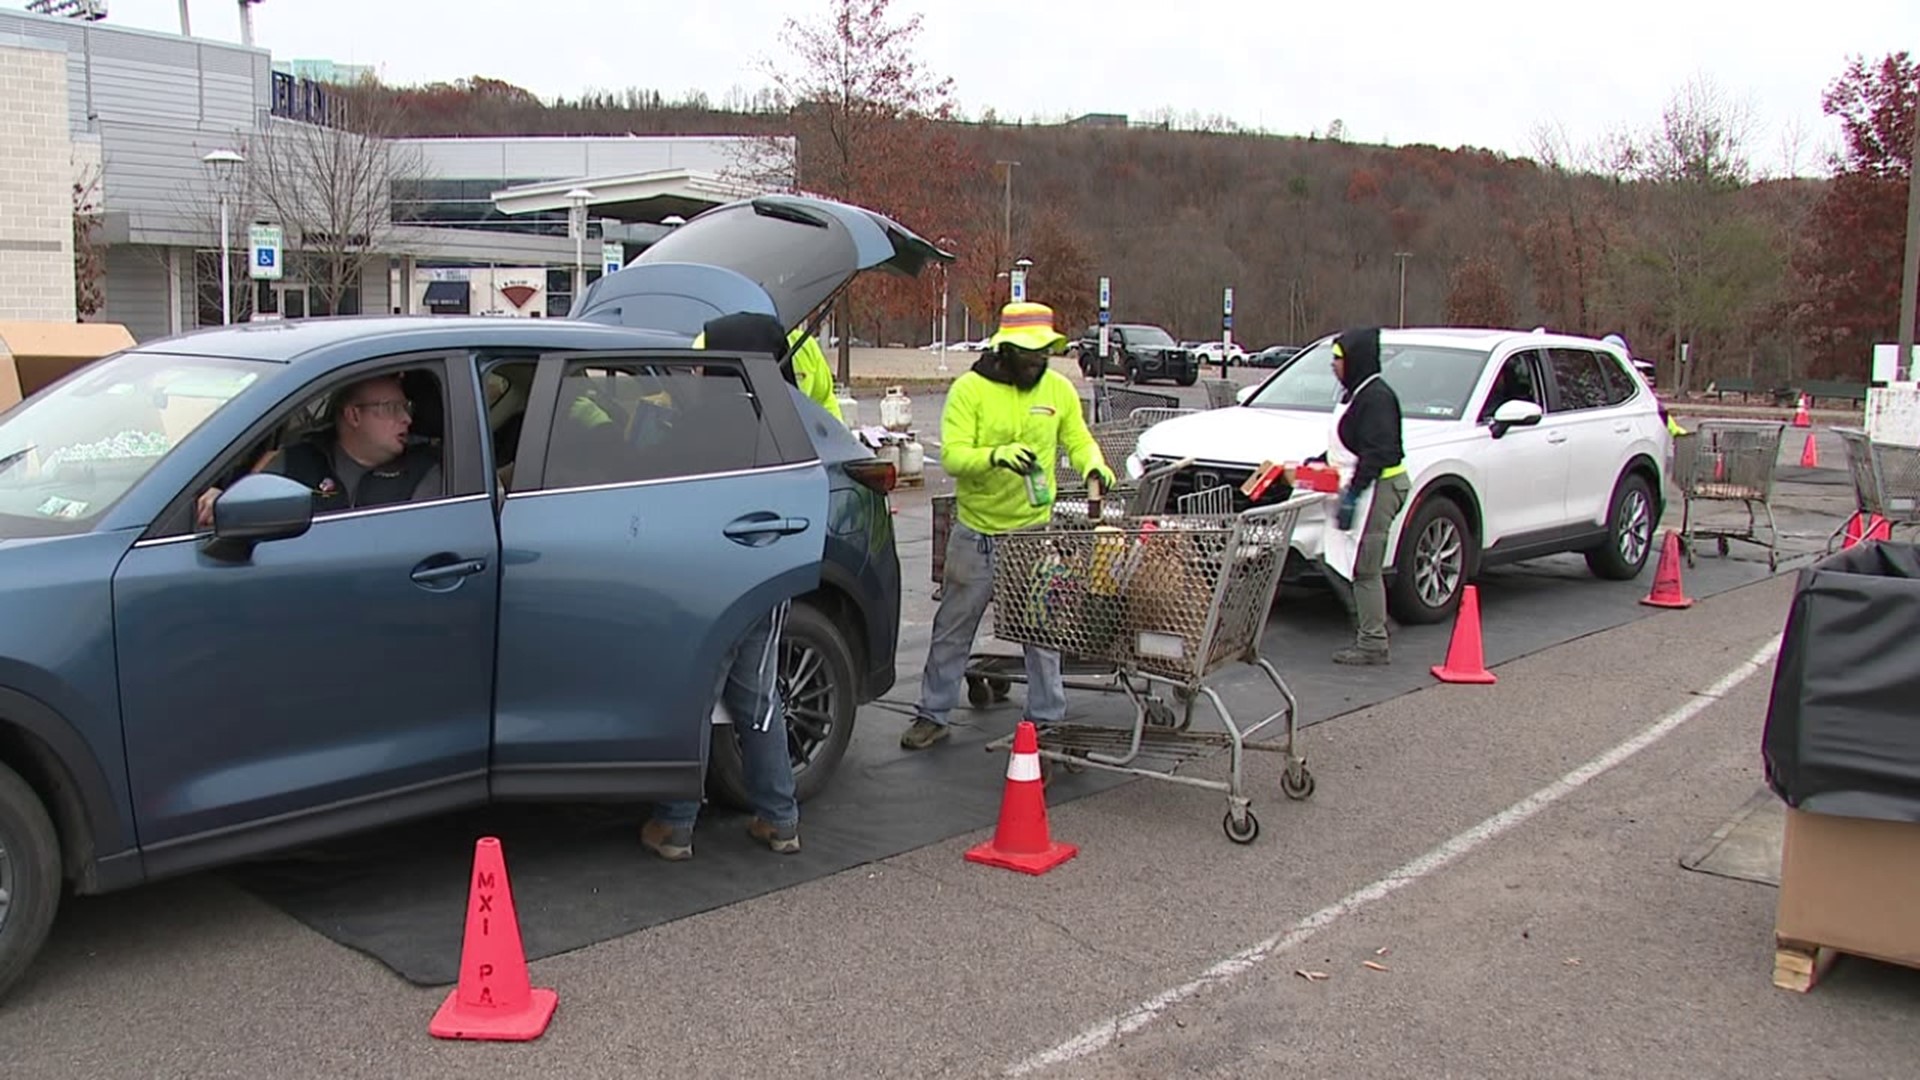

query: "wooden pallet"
(1772, 935), (1840, 993)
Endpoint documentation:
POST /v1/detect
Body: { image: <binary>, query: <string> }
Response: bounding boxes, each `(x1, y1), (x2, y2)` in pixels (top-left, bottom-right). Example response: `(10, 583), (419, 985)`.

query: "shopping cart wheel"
(1717, 536), (1730, 557)
(1145, 699), (1180, 728)
(1768, 550), (1780, 571)
(989, 678), (1012, 702)
(1684, 539), (1698, 569)
(1223, 809), (1260, 844)
(1281, 764), (1316, 801)
(966, 676), (991, 708)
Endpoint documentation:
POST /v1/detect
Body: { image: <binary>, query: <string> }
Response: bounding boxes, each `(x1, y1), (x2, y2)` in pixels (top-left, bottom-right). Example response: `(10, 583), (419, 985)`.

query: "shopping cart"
(981, 492), (1321, 844)
(1084, 383), (1179, 423)
(1828, 427), (1920, 551)
(1203, 378), (1244, 409)
(1671, 419), (1787, 570)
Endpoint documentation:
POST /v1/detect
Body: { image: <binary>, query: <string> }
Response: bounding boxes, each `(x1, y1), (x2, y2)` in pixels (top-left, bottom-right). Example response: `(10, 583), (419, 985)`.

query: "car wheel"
(1178, 369), (1198, 387)
(1389, 495), (1472, 625)
(706, 601), (857, 809)
(0, 760), (60, 1005)
(1585, 472), (1656, 580)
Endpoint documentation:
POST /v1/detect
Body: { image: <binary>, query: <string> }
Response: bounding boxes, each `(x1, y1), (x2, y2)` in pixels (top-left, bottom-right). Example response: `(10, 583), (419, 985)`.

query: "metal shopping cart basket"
(980, 492), (1321, 844)
(1084, 382), (1179, 424)
(1203, 378), (1244, 410)
(1828, 427), (1920, 551)
(1671, 419), (1787, 570)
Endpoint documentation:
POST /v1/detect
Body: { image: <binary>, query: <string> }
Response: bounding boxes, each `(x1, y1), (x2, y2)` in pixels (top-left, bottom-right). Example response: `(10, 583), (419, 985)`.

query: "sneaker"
(640, 819), (694, 861)
(748, 818), (802, 854)
(900, 717), (951, 750)
(1332, 646), (1390, 666)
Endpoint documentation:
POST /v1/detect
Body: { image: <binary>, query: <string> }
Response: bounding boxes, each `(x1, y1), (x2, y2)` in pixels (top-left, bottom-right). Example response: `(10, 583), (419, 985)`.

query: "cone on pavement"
(966, 720), (1078, 875)
(1792, 394), (1811, 428)
(1640, 530), (1695, 609)
(1841, 511), (1892, 548)
(1800, 432), (1819, 469)
(1430, 584), (1497, 684)
(429, 837), (558, 1041)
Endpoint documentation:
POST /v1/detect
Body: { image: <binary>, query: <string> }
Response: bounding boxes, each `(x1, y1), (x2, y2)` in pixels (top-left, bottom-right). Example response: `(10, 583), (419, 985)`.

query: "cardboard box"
(1774, 806), (1920, 970)
(0, 321), (136, 412)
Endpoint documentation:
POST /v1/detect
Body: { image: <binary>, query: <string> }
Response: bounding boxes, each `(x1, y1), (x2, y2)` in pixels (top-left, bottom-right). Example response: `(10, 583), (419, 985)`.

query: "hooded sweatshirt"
(941, 351), (1104, 535)
(1333, 327), (1405, 496)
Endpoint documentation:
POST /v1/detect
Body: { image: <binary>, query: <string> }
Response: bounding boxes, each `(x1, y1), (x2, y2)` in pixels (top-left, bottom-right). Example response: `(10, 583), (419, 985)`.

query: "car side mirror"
(1489, 399), (1544, 439)
(205, 473), (314, 561)
(1235, 384), (1257, 405)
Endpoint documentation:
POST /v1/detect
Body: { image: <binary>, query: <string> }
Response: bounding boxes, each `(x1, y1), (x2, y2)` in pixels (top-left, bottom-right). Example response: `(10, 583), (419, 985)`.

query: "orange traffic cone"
(966, 720), (1079, 875)
(1841, 512), (1892, 548)
(429, 837), (558, 1041)
(1431, 584), (1497, 684)
(1640, 530), (1695, 609)
(1800, 432), (1819, 468)
(1792, 394), (1811, 428)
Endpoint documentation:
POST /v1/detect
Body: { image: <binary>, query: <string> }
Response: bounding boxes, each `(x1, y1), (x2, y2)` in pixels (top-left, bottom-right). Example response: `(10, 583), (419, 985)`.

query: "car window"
(1478, 350), (1546, 423)
(1123, 326), (1176, 346)
(543, 360), (766, 489)
(1247, 339), (1491, 419)
(0, 353), (265, 538)
(1545, 348), (1613, 412)
(1594, 350), (1638, 406)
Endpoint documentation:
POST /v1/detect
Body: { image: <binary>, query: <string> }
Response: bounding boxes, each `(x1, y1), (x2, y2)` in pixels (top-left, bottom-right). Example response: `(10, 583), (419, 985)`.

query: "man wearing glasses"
(195, 373), (443, 524)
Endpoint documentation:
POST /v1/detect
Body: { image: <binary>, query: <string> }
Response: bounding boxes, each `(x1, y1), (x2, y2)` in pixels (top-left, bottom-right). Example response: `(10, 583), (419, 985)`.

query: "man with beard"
(899, 301), (1113, 751)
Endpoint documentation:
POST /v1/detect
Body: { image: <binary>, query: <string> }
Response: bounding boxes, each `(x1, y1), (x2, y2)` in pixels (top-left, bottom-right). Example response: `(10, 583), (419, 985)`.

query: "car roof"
(1330, 327), (1626, 354)
(127, 316), (689, 368)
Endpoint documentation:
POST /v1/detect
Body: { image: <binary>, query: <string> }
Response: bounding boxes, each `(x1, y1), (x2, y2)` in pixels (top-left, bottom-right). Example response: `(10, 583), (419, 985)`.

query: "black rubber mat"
(230, 531), (1790, 986)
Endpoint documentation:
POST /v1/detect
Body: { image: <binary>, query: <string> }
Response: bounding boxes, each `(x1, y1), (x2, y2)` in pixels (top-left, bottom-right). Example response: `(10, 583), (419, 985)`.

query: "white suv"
(1128, 328), (1672, 624)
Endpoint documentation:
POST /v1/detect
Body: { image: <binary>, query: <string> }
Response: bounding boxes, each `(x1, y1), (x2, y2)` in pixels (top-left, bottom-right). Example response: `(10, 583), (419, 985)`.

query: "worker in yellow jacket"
(692, 323), (842, 421)
(900, 301), (1113, 751)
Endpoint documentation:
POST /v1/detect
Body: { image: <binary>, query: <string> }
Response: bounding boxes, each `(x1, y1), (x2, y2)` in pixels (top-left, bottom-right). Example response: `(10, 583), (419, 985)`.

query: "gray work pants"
(1327, 472), (1411, 653)
(916, 520), (1067, 726)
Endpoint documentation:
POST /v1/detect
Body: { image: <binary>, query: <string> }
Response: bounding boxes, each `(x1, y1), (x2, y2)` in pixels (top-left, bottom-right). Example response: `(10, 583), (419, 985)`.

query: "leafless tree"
(248, 94), (429, 317)
(73, 161), (106, 319)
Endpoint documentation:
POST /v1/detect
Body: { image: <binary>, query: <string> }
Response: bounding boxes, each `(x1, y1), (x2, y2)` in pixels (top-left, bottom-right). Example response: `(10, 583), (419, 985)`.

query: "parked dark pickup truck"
(1074, 324), (1198, 386)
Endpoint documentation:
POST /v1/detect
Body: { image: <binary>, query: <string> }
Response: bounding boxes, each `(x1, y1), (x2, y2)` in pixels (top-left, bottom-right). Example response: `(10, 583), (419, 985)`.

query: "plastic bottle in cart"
(879, 385), (913, 431)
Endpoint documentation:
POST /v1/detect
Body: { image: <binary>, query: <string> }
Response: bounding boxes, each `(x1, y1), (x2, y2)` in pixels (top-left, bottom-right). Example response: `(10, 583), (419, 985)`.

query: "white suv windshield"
(1245, 339), (1492, 419)
(0, 353), (265, 538)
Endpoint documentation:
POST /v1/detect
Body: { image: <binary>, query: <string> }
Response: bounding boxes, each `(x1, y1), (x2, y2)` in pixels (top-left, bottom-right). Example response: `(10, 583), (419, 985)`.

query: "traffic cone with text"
(966, 720), (1078, 875)
(1800, 431), (1819, 469)
(429, 836), (558, 1041)
(1640, 530), (1695, 609)
(1431, 584), (1497, 684)
(1792, 394), (1811, 428)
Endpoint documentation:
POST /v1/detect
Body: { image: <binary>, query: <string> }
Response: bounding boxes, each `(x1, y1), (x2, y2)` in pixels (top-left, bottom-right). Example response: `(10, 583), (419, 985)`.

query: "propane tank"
(899, 435), (926, 483)
(836, 392), (860, 428)
(879, 384), (913, 432)
(875, 438), (903, 472)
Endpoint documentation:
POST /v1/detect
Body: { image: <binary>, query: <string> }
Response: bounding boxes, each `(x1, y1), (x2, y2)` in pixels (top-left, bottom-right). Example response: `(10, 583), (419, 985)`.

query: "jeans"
(1327, 473), (1410, 652)
(655, 600), (798, 829)
(916, 521), (1066, 726)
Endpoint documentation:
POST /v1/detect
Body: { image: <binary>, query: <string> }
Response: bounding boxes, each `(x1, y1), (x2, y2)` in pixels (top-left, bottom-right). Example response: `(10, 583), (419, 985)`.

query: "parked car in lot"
(0, 194), (947, 1002)
(1129, 328), (1671, 624)
(1189, 341), (1249, 369)
(1245, 344), (1301, 369)
(1075, 323), (1199, 385)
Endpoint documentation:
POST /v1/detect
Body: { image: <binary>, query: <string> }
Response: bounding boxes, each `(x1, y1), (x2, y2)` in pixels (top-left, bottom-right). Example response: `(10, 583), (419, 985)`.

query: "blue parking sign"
(247, 224), (284, 281)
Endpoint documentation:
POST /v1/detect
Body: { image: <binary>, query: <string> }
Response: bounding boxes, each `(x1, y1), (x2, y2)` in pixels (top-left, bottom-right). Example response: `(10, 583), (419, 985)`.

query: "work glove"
(1304, 452), (1328, 466)
(990, 443), (1039, 473)
(1085, 463), (1117, 491)
(1334, 486), (1359, 531)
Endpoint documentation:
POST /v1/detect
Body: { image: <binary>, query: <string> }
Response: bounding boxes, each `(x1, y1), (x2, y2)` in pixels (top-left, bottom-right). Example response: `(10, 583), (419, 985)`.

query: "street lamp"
(1394, 251), (1413, 328)
(202, 148), (245, 325)
(936, 236), (954, 374)
(565, 187), (594, 297)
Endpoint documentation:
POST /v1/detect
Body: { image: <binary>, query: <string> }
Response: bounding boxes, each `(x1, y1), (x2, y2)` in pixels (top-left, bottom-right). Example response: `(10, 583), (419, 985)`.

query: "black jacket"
(1333, 327), (1404, 496)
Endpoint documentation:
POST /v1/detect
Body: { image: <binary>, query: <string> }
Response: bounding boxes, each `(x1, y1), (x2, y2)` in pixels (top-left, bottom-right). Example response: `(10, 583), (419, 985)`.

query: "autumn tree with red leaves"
(739, 0), (981, 378)
(1444, 254), (1516, 328)
(1789, 52), (1918, 376)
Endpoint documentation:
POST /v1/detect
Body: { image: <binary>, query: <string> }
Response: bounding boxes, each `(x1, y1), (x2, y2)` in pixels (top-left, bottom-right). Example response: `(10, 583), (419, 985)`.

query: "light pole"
(202, 149), (244, 325)
(1394, 251), (1413, 327)
(565, 187), (594, 299)
(996, 160), (1019, 260)
(936, 236), (953, 374)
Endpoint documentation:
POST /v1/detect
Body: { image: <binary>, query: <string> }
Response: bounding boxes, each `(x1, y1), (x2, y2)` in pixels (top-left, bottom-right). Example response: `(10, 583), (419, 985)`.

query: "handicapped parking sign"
(248, 224), (284, 281)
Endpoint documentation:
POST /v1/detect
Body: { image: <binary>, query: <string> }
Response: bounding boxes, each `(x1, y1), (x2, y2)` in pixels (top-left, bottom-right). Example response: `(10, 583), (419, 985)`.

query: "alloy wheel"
(1415, 517), (1465, 609)
(780, 640), (839, 773)
(1617, 488), (1653, 566)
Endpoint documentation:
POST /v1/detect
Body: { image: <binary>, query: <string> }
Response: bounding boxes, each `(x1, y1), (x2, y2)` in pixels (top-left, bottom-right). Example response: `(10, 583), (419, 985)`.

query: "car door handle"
(1613, 422), (1632, 434)
(724, 514), (811, 545)
(410, 557), (488, 584)
(1546, 432), (1569, 445)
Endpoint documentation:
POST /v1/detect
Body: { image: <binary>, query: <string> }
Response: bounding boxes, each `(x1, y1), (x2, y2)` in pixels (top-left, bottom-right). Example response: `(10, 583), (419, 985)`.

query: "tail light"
(846, 457), (898, 495)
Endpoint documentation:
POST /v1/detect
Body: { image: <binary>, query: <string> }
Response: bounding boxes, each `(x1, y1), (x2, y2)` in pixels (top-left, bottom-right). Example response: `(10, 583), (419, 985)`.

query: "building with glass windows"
(2, 7), (789, 341)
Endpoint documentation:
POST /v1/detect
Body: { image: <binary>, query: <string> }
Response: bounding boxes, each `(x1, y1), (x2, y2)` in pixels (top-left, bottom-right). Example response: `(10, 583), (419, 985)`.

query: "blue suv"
(0, 195), (949, 1001)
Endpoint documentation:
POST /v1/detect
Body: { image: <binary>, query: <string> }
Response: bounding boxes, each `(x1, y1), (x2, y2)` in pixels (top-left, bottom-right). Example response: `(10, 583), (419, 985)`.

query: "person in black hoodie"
(1321, 326), (1410, 664)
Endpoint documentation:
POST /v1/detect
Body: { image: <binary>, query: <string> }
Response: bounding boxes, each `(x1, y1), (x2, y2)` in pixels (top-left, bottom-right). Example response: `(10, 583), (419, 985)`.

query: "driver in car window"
(195, 374), (443, 526)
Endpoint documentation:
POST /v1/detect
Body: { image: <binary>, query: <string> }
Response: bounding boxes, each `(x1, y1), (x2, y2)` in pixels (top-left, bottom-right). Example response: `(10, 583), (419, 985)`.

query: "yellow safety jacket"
(690, 327), (843, 421)
(942, 369), (1105, 535)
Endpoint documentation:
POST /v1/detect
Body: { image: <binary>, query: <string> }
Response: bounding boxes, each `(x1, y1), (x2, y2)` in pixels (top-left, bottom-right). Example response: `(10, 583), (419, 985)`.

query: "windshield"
(1123, 326), (1176, 346)
(1245, 339), (1492, 419)
(0, 353), (265, 538)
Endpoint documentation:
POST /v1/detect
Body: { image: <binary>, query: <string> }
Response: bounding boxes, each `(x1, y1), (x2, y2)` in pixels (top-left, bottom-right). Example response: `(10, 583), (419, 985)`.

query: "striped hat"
(987, 301), (1069, 354)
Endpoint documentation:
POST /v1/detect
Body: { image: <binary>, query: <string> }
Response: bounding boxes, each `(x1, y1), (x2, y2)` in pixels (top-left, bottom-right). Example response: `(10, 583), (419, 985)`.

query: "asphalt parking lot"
(4, 377), (1914, 1079)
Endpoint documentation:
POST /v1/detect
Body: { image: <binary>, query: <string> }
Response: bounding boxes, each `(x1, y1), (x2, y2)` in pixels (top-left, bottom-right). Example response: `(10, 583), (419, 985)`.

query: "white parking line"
(1004, 634), (1785, 1077)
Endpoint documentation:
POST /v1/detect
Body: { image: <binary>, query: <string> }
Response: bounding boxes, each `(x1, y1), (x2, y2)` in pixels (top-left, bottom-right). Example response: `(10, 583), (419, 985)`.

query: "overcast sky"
(92, 0), (1918, 172)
